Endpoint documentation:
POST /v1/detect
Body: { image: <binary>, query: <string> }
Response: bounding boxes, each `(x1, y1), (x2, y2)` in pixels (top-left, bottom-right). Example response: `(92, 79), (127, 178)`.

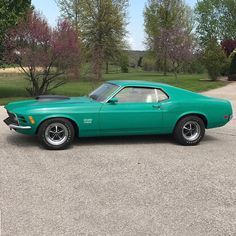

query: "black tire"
(173, 115), (205, 146)
(37, 118), (75, 150)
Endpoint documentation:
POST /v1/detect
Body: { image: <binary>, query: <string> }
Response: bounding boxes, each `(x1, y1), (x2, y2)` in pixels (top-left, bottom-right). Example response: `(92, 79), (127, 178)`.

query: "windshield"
(89, 83), (119, 102)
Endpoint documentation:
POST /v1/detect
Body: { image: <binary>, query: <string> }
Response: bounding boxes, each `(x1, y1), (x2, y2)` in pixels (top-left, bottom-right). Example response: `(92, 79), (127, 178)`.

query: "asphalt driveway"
(1, 83), (236, 236)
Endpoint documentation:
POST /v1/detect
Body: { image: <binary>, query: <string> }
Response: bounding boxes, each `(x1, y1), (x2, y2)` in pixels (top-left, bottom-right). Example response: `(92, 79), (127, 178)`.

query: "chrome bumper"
(4, 111), (32, 130)
(9, 124), (31, 130)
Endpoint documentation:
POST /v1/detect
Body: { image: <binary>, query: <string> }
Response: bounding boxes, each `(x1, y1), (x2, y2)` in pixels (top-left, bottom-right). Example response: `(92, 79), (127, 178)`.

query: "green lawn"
(0, 71), (227, 105)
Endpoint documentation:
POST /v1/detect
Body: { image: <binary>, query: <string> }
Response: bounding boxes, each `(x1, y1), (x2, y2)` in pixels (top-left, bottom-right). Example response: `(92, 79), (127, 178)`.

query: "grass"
(0, 71), (228, 105)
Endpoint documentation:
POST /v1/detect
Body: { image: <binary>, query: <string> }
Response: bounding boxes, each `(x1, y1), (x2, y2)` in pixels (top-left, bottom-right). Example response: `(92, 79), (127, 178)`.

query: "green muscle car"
(4, 80), (233, 150)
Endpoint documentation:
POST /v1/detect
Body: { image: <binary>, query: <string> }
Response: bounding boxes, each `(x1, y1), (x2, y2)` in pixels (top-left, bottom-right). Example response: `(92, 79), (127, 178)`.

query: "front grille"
(7, 111), (19, 125)
(18, 116), (27, 123)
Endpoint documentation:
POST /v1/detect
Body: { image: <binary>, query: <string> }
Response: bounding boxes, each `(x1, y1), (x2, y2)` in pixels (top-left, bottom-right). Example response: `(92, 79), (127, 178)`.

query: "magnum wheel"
(38, 118), (75, 150)
(173, 116), (205, 146)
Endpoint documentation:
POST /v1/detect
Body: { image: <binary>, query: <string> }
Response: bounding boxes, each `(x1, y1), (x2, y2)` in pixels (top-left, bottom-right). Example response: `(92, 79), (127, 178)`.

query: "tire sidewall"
(38, 118), (75, 150)
(174, 116), (205, 146)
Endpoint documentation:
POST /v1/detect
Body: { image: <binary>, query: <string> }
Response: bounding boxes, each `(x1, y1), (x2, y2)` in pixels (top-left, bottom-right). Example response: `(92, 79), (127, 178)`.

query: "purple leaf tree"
(5, 10), (81, 96)
(221, 39), (236, 57)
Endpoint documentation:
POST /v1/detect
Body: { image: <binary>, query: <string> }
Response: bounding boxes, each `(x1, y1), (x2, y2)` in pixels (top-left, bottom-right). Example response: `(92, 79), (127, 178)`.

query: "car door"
(99, 86), (167, 135)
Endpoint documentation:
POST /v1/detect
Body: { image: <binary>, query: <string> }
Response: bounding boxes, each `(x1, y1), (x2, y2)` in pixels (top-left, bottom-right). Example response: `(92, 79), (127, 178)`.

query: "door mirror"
(108, 97), (118, 104)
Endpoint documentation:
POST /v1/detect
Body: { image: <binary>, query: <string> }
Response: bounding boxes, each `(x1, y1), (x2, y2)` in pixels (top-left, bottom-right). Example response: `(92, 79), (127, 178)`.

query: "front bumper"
(4, 113), (31, 130)
(8, 124), (31, 130)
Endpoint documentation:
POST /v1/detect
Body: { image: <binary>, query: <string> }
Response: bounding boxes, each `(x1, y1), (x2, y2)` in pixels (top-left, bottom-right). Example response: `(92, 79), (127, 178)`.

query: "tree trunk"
(93, 47), (104, 82)
(105, 62), (109, 74)
(163, 49), (167, 76)
(155, 59), (159, 72)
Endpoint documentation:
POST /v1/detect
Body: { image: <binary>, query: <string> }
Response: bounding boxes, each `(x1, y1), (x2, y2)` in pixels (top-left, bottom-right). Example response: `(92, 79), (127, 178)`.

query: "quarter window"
(156, 89), (168, 102)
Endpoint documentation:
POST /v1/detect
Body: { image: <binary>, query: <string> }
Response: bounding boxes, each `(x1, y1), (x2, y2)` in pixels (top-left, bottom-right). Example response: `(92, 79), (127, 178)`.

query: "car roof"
(106, 80), (205, 100)
(107, 80), (173, 89)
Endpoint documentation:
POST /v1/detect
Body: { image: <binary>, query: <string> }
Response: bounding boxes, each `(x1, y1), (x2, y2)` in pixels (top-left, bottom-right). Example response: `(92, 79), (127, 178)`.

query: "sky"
(31, 0), (197, 50)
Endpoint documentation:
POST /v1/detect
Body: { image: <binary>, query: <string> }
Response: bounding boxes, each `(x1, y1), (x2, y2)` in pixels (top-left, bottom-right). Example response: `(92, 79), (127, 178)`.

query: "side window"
(156, 89), (168, 102)
(115, 87), (157, 103)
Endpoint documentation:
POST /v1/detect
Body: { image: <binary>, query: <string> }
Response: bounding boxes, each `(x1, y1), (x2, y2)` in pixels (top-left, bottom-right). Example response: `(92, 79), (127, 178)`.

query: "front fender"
(34, 114), (80, 134)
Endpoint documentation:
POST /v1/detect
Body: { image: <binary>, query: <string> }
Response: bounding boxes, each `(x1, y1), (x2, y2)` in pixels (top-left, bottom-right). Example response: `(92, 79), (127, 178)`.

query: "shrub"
(120, 54), (129, 73)
(143, 55), (157, 71)
(229, 51), (236, 80)
(202, 39), (228, 80)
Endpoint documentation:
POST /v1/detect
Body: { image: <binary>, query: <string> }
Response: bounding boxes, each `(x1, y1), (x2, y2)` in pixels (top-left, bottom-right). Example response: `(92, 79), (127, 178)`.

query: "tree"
(5, 11), (81, 96)
(195, 0), (236, 45)
(155, 27), (193, 78)
(120, 53), (129, 73)
(221, 39), (236, 57)
(201, 39), (227, 80)
(229, 51), (236, 81)
(143, 55), (157, 71)
(137, 57), (143, 67)
(56, 0), (80, 33)
(56, 0), (81, 79)
(57, 0), (129, 81)
(195, 0), (236, 80)
(0, 0), (31, 63)
(144, 0), (193, 75)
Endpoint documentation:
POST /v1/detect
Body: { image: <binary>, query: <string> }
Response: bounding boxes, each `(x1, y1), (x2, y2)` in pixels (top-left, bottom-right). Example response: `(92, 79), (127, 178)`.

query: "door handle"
(152, 104), (161, 109)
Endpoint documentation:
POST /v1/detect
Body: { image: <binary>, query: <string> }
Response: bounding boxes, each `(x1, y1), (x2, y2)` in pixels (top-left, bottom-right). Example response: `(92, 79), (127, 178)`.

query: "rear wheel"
(38, 118), (75, 150)
(173, 116), (205, 146)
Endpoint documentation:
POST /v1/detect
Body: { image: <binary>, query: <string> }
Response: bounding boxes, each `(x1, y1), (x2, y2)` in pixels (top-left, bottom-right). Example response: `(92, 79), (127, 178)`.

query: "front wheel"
(38, 118), (75, 150)
(173, 116), (205, 146)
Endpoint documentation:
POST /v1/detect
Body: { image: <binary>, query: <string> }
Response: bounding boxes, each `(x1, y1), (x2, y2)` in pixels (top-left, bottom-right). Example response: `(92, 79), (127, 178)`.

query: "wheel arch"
(36, 116), (79, 136)
(175, 113), (208, 128)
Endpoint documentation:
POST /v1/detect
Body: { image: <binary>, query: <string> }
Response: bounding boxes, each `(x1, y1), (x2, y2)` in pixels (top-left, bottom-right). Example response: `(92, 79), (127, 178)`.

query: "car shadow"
(6, 133), (175, 148)
(5, 133), (220, 149)
(75, 135), (175, 146)
(201, 134), (219, 142)
(6, 133), (39, 148)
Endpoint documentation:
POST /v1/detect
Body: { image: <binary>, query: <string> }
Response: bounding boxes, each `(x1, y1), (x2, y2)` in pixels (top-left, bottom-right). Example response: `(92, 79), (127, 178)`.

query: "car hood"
(5, 96), (96, 113)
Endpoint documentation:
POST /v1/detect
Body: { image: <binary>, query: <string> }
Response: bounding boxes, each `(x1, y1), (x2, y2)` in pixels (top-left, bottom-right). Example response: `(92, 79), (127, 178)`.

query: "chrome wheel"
(182, 121), (201, 142)
(45, 123), (69, 146)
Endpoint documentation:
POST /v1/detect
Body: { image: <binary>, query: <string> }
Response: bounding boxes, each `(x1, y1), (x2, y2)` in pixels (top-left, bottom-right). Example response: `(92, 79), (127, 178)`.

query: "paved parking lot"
(1, 83), (236, 236)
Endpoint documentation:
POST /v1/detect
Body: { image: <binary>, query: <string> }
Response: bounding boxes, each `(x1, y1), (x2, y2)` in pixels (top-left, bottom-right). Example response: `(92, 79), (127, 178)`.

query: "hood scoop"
(36, 95), (70, 102)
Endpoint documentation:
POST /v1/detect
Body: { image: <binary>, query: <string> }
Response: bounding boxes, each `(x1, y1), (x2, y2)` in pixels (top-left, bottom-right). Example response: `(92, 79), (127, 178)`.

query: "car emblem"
(83, 119), (93, 124)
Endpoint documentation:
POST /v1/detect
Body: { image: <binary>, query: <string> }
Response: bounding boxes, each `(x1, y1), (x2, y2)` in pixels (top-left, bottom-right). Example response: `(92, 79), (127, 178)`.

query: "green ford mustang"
(4, 80), (233, 149)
